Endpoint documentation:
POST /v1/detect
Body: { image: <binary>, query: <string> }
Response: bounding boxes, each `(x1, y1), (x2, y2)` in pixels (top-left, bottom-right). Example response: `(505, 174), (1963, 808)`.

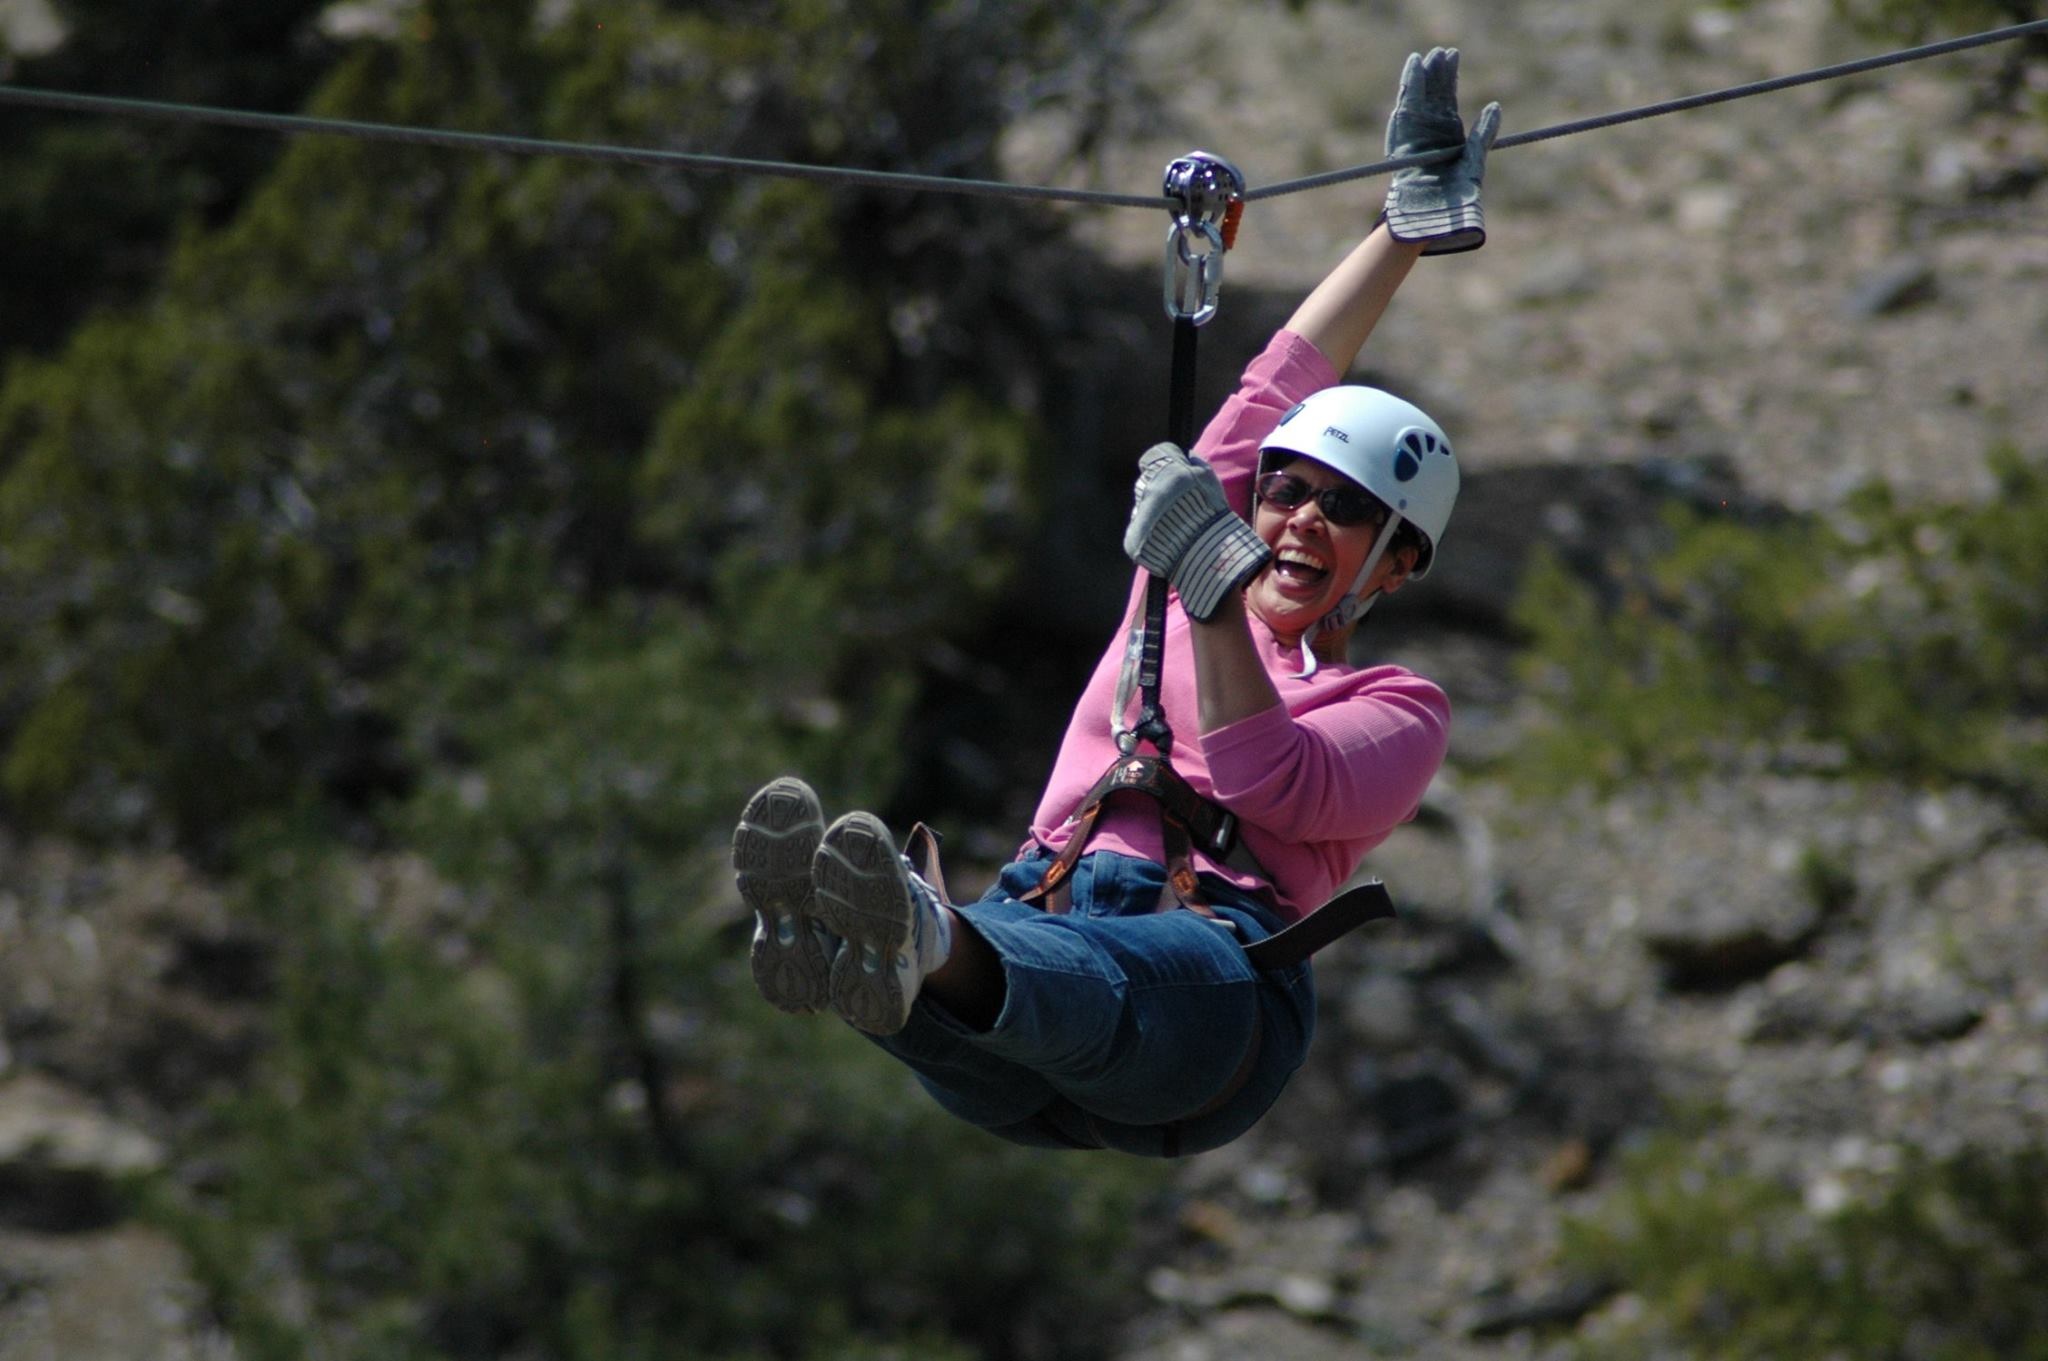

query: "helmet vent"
(1393, 427), (1446, 482)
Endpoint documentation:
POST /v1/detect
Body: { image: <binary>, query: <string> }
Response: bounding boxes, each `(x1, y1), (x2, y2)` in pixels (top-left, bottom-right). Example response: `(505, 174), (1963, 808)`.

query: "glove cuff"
(1421, 227), (1486, 255)
(1384, 199), (1485, 253)
(1175, 515), (1272, 622)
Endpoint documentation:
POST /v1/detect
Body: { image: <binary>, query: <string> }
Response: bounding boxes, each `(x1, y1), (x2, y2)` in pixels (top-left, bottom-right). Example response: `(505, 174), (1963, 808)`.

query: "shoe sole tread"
(812, 812), (915, 1035)
(732, 777), (829, 1014)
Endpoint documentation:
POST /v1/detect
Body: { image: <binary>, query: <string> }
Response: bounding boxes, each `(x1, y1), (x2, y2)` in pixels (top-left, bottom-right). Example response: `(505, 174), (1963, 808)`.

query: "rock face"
(1115, 776), (2048, 1359)
(0, 1073), (164, 1233)
(0, 1224), (223, 1361)
(0, 1071), (233, 1359)
(0, 1074), (229, 1360)
(1035, 0), (2048, 512)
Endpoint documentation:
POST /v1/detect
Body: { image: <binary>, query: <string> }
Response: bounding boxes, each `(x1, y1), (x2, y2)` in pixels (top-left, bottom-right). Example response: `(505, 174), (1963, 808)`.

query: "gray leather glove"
(1123, 442), (1271, 623)
(1383, 47), (1503, 255)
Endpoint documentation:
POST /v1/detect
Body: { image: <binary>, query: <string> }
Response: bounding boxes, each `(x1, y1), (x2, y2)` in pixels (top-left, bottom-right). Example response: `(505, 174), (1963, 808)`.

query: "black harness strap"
(1125, 312), (1199, 765)
(1242, 879), (1396, 969)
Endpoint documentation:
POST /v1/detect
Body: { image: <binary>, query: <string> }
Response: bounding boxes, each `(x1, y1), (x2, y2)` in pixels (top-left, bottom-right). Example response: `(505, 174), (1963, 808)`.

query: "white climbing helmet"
(1258, 384), (1459, 581)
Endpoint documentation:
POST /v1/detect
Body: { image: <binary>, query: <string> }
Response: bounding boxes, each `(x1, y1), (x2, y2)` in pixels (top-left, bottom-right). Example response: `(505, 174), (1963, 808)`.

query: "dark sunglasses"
(1254, 472), (1386, 528)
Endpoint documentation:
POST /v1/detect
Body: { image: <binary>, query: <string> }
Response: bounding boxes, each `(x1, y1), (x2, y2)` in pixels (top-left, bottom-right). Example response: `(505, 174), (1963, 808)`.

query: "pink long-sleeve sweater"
(1025, 330), (1451, 921)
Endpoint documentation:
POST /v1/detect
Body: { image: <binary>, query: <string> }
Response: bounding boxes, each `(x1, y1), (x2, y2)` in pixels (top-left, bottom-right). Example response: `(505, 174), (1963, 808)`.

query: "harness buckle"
(1208, 809), (1238, 859)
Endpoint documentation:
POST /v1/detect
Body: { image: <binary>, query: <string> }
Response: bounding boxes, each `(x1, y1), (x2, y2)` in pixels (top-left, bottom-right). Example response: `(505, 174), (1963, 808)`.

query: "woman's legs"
(874, 853), (1315, 1148)
(921, 904), (1005, 1031)
(733, 779), (1314, 1156)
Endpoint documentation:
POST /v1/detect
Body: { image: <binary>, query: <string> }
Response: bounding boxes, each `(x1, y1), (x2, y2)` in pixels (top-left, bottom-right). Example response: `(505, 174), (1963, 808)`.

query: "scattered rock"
(1541, 1137), (1597, 1193)
(1352, 1064), (1469, 1166)
(1464, 1276), (1616, 1339)
(1340, 972), (1423, 1049)
(1436, 988), (1543, 1086)
(1742, 968), (1987, 1047)
(1509, 250), (1602, 307)
(1844, 256), (1938, 317)
(0, 1225), (226, 1360)
(0, 1074), (163, 1233)
(1596, 803), (1853, 992)
(0, 839), (267, 1109)
(1214, 1273), (1350, 1328)
(1176, 1198), (1245, 1249)
(1890, 983), (1985, 1045)
(1641, 898), (1824, 992)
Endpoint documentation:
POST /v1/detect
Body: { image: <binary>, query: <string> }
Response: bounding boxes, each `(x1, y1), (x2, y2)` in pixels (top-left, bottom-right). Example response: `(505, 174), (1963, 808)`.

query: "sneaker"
(732, 776), (832, 1014)
(810, 811), (953, 1035)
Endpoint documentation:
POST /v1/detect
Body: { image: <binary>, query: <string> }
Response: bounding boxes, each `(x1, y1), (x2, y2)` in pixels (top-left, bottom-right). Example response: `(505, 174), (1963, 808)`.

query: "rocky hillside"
(2, 0), (2045, 1356)
(1023, 0), (2048, 507)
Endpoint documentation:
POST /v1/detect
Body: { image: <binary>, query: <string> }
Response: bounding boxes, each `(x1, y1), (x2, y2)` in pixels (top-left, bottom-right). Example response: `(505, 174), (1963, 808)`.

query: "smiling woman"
(735, 47), (1499, 1158)
(1248, 459), (1407, 663)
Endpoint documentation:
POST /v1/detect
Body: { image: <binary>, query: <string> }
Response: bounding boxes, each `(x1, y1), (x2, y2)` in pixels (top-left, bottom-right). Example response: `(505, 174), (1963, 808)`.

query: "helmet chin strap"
(1292, 514), (1404, 679)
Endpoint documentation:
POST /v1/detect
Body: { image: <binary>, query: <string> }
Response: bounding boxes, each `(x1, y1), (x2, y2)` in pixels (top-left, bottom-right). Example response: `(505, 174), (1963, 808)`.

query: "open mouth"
(1270, 547), (1330, 591)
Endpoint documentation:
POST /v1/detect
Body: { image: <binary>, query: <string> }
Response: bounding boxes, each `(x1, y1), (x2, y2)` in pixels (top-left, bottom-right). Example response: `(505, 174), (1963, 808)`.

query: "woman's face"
(1244, 457), (1416, 643)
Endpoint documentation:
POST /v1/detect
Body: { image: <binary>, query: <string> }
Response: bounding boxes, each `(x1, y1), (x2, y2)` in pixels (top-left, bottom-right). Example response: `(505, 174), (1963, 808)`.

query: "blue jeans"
(871, 850), (1316, 1158)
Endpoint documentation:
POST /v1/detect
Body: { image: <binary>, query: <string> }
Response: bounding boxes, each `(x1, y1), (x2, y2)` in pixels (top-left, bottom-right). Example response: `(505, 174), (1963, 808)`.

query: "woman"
(734, 49), (1500, 1156)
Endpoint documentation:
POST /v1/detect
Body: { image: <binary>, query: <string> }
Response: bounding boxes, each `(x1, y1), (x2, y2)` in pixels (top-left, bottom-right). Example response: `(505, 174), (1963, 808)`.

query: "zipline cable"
(1, 17), (2044, 208)
(1250, 15), (2048, 200)
(0, 83), (1164, 209)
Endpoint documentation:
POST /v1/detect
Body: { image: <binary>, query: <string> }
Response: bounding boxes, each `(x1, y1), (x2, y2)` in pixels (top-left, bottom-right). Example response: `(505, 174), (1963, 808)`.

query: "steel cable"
(1, 17), (2044, 208)
(1248, 15), (2048, 200)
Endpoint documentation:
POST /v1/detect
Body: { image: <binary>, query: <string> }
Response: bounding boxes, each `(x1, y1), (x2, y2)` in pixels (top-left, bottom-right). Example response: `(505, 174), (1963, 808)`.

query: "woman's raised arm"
(1282, 223), (1424, 377)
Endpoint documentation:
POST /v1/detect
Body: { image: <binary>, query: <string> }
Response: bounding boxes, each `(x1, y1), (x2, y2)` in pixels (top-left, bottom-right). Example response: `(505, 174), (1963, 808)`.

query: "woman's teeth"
(1274, 549), (1329, 584)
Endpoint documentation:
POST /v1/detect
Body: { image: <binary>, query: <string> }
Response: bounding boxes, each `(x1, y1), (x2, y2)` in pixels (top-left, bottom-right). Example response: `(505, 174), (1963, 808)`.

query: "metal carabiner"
(1163, 217), (1226, 326)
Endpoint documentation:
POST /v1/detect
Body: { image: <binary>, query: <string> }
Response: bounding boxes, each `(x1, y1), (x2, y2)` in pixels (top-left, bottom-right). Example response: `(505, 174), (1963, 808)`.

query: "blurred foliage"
(1562, 1135), (2048, 1359)
(1817, 0), (2048, 41)
(1711, 0), (2046, 42)
(150, 836), (1161, 1361)
(3, 0), (1176, 1355)
(1507, 445), (2048, 829)
(0, 0), (1090, 857)
(0, 0), (344, 357)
